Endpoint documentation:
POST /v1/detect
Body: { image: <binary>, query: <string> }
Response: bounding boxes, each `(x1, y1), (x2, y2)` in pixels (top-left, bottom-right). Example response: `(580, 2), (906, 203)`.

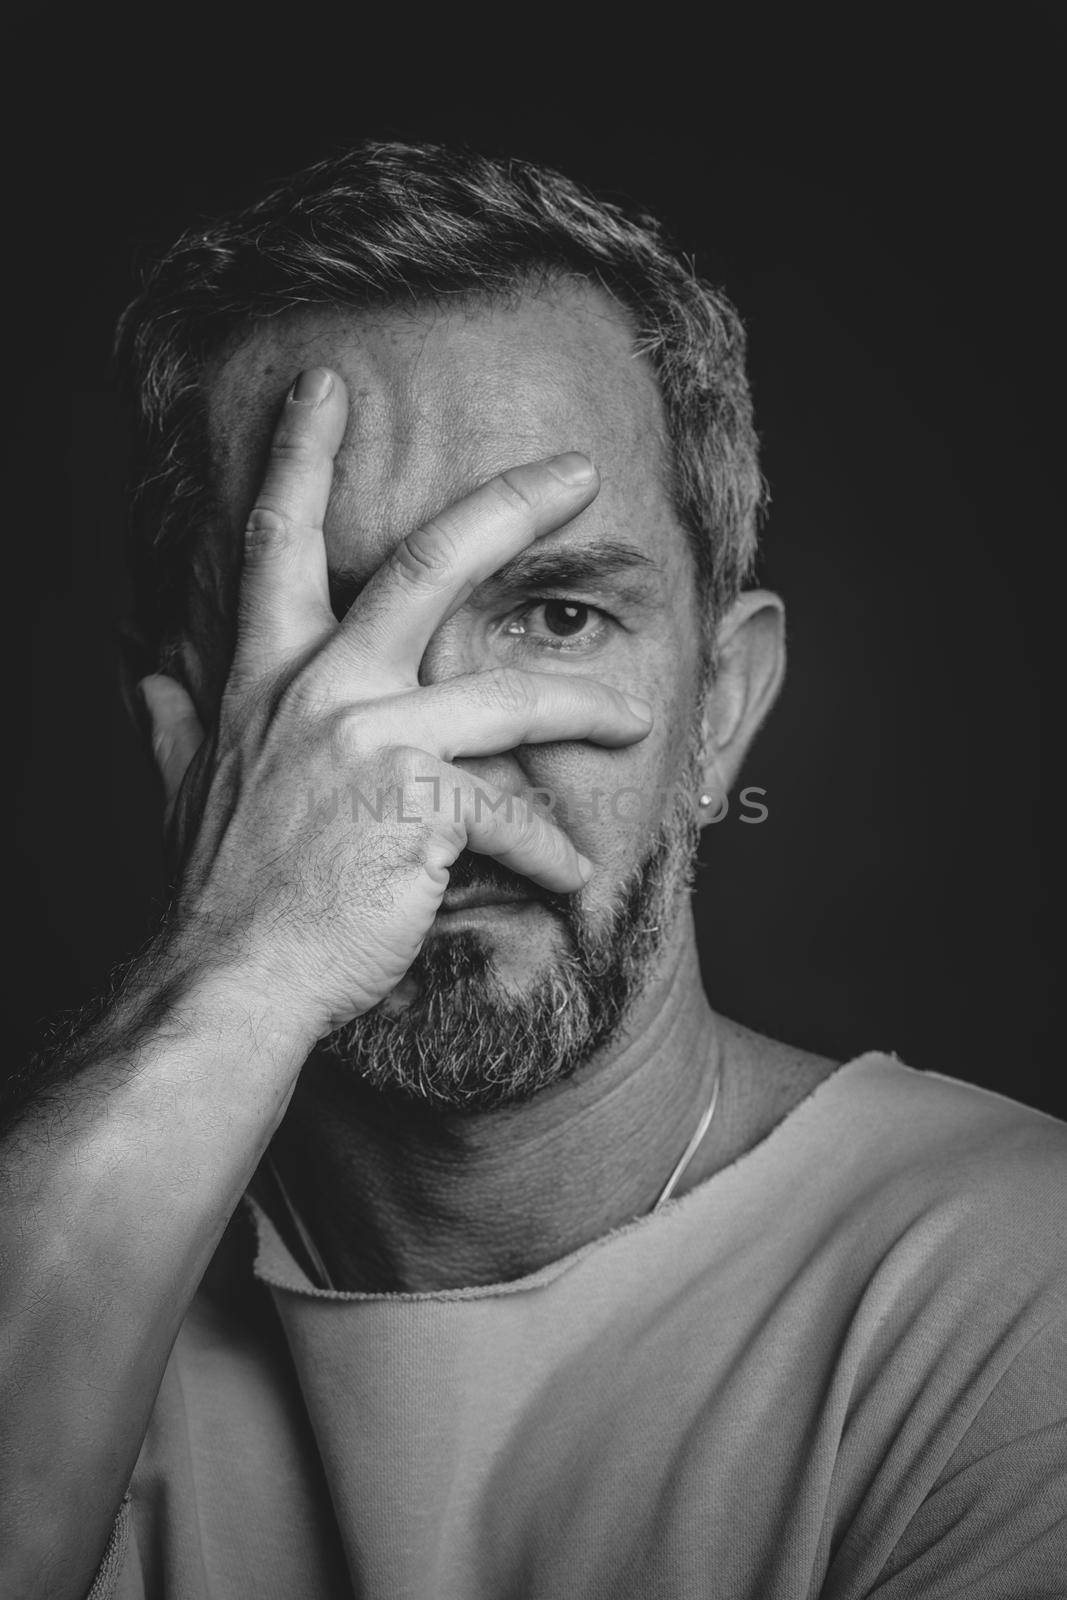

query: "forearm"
(0, 943), (312, 1600)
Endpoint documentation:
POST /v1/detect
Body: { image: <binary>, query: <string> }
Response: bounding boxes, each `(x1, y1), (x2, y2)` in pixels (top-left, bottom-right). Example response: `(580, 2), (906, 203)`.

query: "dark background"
(18, 12), (1062, 1116)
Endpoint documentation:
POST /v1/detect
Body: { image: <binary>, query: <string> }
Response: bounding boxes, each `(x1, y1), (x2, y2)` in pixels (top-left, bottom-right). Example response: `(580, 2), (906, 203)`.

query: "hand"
(139, 368), (653, 1040)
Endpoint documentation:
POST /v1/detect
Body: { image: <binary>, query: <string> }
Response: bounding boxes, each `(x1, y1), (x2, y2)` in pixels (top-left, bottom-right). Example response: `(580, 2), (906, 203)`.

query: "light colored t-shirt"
(89, 1054), (1067, 1599)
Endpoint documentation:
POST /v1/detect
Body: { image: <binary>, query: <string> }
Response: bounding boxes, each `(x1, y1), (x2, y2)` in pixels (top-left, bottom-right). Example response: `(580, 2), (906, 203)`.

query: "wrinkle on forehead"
(206, 284), (676, 585)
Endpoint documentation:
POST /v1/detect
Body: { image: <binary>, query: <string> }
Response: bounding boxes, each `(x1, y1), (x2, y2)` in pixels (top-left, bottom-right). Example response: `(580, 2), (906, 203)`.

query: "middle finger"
(323, 454), (600, 687)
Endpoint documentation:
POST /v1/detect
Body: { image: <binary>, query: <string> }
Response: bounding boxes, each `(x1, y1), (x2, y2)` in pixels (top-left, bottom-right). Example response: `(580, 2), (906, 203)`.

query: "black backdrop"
(17, 11), (1062, 1117)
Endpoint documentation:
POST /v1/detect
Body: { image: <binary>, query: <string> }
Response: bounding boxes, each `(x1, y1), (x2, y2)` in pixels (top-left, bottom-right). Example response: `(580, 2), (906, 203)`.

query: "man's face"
(205, 285), (710, 1107)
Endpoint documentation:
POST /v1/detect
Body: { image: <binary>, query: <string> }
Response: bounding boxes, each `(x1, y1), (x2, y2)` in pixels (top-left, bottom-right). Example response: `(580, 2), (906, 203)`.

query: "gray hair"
(115, 141), (765, 678)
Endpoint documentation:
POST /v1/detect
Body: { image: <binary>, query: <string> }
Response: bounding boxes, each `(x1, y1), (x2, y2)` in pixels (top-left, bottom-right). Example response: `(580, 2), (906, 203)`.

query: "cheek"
(516, 705), (696, 866)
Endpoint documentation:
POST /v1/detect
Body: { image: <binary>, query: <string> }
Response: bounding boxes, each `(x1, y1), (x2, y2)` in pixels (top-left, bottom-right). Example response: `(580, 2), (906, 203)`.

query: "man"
(2, 142), (1064, 1599)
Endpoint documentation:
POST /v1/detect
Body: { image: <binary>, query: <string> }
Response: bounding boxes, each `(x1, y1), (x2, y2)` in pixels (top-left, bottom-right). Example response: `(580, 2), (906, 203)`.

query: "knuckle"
(484, 667), (536, 716)
(393, 522), (457, 586)
(277, 670), (328, 725)
(268, 423), (318, 467)
(387, 743), (438, 787)
(491, 469), (538, 514)
(244, 505), (297, 557)
(320, 704), (360, 763)
(392, 829), (435, 871)
(427, 829), (464, 872)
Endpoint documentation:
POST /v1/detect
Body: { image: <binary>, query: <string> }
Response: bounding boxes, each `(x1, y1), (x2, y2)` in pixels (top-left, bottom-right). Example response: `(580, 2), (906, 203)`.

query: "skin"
(0, 282), (834, 1598)
(161, 285), (835, 1290)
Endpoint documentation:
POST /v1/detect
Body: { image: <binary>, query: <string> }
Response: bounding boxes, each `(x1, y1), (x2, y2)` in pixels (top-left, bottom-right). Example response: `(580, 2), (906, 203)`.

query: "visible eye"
(501, 599), (611, 652)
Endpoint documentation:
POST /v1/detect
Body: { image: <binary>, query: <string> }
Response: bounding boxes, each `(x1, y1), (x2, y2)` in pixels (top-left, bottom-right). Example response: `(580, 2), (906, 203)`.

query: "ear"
(138, 674), (206, 829)
(697, 589), (785, 821)
(118, 622), (209, 742)
(117, 621), (207, 827)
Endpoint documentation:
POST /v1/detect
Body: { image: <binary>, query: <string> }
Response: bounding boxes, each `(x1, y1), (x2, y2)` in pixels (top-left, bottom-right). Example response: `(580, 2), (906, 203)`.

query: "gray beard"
(320, 752), (704, 1112)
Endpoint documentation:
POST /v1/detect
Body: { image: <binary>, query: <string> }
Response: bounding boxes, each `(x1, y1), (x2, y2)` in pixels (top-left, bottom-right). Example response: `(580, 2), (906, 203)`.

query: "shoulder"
(842, 1053), (1067, 1197)
(717, 1018), (1066, 1302)
(813, 1053), (1067, 1315)
(726, 1012), (1065, 1212)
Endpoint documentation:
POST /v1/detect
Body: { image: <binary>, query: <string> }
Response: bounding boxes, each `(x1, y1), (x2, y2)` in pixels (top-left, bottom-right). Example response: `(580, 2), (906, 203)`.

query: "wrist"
(164, 956), (320, 1063)
(129, 924), (323, 1069)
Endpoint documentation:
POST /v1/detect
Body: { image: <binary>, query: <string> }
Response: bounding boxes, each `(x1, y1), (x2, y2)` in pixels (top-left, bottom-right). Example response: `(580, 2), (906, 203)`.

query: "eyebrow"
(329, 540), (660, 612)
(474, 540), (659, 601)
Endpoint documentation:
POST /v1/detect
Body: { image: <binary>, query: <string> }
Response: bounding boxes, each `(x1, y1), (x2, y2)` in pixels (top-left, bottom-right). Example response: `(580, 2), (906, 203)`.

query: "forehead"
(206, 285), (684, 583)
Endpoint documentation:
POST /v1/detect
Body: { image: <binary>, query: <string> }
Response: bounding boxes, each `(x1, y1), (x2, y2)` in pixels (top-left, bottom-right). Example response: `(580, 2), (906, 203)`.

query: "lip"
(438, 890), (537, 913)
(431, 900), (541, 933)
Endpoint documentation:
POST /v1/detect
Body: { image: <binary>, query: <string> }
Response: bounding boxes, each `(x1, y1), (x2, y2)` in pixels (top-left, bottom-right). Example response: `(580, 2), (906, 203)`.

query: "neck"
(270, 916), (725, 1292)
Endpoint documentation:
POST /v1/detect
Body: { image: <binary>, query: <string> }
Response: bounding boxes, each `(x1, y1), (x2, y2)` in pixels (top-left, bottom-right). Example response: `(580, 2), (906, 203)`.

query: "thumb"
(138, 673), (205, 818)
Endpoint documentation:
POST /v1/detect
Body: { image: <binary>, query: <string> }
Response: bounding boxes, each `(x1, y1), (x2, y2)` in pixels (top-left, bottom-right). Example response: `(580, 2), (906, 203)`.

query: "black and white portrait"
(7, 16), (1064, 1597)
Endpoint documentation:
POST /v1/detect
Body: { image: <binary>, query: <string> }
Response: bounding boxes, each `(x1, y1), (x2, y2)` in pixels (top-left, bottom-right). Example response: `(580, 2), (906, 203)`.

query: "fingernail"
(545, 452), (596, 485)
(289, 368), (333, 406)
(576, 853), (595, 881)
(623, 693), (653, 722)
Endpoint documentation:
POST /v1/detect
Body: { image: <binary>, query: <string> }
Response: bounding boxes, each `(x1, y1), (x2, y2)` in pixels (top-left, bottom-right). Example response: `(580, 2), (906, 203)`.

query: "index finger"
(325, 453), (599, 685)
(232, 367), (349, 679)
